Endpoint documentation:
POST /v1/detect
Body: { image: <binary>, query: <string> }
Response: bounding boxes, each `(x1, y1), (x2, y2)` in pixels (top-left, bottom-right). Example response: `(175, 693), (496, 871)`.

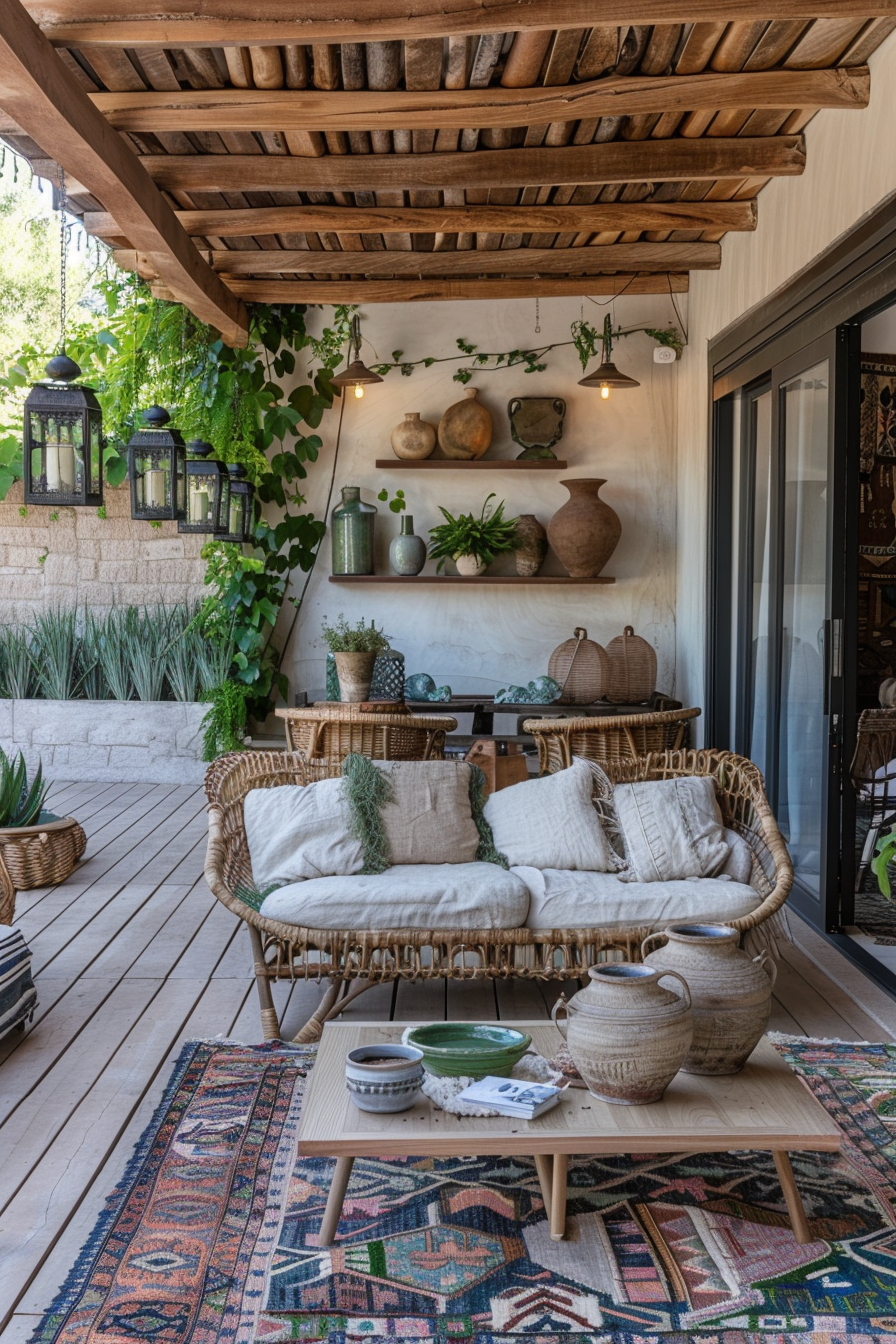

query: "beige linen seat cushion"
(514, 867), (762, 929)
(258, 862), (530, 930)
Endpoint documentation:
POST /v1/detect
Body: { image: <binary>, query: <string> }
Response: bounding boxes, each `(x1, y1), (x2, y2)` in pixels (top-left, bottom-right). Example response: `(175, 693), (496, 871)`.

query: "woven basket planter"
(0, 816), (87, 890)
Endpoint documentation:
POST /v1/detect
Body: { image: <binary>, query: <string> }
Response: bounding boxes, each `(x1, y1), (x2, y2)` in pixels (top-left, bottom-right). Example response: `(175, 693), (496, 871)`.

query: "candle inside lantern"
(45, 430), (75, 492)
(190, 488), (209, 525)
(143, 469), (166, 509)
(229, 497), (243, 536)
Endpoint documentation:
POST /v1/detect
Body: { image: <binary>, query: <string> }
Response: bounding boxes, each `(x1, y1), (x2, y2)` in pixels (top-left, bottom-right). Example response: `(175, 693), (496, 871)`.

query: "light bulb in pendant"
(600, 385), (610, 400)
(354, 383), (365, 399)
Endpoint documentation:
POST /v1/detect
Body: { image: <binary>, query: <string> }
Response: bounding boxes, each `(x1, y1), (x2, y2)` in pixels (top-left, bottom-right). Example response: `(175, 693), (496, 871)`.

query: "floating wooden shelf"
(374, 458), (568, 470)
(329, 575), (614, 585)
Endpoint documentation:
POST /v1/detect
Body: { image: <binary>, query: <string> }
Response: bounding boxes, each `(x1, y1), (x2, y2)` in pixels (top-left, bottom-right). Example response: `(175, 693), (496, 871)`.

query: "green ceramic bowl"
(405, 1023), (532, 1078)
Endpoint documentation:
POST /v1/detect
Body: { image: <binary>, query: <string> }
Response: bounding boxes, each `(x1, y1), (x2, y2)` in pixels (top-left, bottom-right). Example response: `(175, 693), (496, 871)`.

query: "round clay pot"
(547, 478), (621, 578)
(454, 553), (487, 576)
(552, 962), (692, 1104)
(641, 923), (777, 1075)
(345, 1044), (424, 1113)
(438, 388), (493, 460)
(389, 515), (427, 576)
(333, 650), (377, 702)
(390, 411), (436, 460)
(514, 514), (548, 577)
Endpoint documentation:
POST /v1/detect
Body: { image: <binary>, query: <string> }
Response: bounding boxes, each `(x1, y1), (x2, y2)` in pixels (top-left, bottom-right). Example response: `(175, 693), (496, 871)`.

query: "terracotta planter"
(438, 388), (493, 460)
(390, 411), (436, 460)
(642, 923), (777, 1075)
(552, 962), (692, 1104)
(333, 650), (377, 702)
(454, 553), (487, 576)
(547, 478), (621, 578)
(514, 514), (548, 577)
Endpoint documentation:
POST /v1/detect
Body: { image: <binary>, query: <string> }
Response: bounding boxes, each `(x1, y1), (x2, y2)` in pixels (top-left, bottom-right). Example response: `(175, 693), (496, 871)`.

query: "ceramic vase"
(438, 388), (493, 460)
(514, 514), (548, 576)
(391, 412), (436, 460)
(389, 515), (427, 575)
(455, 553), (487, 576)
(547, 478), (621, 578)
(334, 650), (377, 702)
(345, 1044), (424, 1113)
(641, 923), (777, 1075)
(552, 962), (692, 1104)
(331, 485), (377, 576)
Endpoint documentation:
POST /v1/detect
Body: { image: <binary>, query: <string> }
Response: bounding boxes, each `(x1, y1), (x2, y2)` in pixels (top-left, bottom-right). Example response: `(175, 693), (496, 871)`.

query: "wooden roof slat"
(222, 274), (690, 302)
(784, 17), (869, 67)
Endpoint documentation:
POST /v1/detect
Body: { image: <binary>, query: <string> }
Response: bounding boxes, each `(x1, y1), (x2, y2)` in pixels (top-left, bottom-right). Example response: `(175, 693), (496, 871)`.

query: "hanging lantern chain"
(58, 167), (67, 356)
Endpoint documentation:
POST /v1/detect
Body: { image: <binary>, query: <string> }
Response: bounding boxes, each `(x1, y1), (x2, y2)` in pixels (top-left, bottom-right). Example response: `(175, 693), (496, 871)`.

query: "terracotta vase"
(333, 650), (377, 702)
(438, 388), (493, 460)
(391, 411), (436, 460)
(547, 478), (621, 578)
(514, 514), (548, 577)
(552, 962), (692, 1104)
(642, 923), (777, 1075)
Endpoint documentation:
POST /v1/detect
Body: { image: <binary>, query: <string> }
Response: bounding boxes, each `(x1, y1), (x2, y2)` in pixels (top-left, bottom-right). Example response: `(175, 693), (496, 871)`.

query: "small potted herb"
(872, 830), (896, 898)
(0, 749), (86, 897)
(428, 493), (519, 576)
(320, 615), (391, 701)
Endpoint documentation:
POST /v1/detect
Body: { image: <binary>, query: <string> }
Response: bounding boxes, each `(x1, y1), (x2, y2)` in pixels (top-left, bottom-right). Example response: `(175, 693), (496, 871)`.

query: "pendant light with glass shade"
(578, 314), (641, 400)
(178, 439), (231, 534)
(24, 169), (104, 507)
(332, 315), (383, 399)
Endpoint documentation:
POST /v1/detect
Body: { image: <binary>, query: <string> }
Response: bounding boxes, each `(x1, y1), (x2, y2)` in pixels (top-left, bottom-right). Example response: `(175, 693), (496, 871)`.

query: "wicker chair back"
(523, 706), (701, 773)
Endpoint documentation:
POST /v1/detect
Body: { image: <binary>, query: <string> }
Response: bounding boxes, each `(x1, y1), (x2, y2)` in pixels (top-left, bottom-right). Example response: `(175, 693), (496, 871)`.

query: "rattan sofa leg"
(293, 981), (343, 1044)
(248, 924), (281, 1040)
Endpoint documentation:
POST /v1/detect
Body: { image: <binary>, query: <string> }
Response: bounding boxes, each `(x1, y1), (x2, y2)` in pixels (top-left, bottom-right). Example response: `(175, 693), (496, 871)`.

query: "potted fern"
(320, 616), (391, 702)
(428, 493), (519, 576)
(0, 749), (86, 892)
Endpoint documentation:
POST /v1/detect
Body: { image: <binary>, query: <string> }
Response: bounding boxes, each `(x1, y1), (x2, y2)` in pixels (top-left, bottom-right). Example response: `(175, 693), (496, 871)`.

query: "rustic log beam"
(82, 67), (869, 132)
(138, 240), (720, 275)
(84, 199), (758, 239)
(211, 275), (691, 303)
(0, 0), (247, 343)
(124, 137), (807, 193)
(22, 1), (896, 47)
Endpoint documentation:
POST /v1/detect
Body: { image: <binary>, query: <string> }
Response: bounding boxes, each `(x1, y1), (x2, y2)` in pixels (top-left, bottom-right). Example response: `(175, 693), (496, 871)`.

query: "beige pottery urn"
(552, 962), (692, 1104)
(391, 411), (436, 460)
(547, 478), (621, 578)
(642, 923), (777, 1075)
(333, 650), (377, 702)
(438, 388), (493, 460)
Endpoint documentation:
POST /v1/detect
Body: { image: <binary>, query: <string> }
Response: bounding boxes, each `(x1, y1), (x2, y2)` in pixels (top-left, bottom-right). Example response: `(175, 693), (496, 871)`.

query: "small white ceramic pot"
(454, 553), (487, 576)
(345, 1044), (424, 1113)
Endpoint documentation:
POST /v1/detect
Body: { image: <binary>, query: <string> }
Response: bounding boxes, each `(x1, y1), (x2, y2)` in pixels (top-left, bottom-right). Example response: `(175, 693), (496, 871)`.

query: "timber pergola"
(0, 1), (892, 323)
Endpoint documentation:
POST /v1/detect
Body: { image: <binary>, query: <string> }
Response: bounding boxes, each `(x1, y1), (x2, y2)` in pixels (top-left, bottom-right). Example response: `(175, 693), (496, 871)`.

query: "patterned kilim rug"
(32, 1035), (896, 1343)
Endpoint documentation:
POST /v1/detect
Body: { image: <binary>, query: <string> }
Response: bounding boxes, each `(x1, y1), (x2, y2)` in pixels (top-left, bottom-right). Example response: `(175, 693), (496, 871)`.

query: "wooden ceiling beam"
(22, 1), (896, 47)
(217, 275), (690, 303)
(85, 67), (869, 132)
(131, 137), (807, 193)
(0, 0), (248, 343)
(84, 199), (758, 238)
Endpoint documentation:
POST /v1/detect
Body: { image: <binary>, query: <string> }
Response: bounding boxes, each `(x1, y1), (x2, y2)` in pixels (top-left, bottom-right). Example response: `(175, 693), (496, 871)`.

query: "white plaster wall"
(676, 26), (896, 721)
(278, 294), (681, 704)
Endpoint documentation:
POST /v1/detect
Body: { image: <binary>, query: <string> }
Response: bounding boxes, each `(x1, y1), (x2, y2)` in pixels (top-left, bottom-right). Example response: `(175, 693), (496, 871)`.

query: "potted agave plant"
(428, 493), (519, 576)
(0, 750), (86, 893)
(320, 615), (391, 702)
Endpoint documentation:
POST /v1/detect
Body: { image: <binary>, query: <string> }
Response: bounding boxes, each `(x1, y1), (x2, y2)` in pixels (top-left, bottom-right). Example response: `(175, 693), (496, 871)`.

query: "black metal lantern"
(127, 406), (187, 521)
(24, 354), (103, 507)
(219, 464), (256, 544)
(178, 439), (230, 535)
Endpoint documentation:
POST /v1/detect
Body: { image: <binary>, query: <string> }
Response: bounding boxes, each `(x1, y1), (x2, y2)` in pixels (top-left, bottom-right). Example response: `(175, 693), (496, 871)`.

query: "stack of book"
(457, 1076), (563, 1119)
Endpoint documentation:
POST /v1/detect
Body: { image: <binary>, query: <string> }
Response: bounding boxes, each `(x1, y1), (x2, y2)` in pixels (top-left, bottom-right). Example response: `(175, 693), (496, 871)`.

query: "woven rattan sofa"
(204, 747), (793, 1043)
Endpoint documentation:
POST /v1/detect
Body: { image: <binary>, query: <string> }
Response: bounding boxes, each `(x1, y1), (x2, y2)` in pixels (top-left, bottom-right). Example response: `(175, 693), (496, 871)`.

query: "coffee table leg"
(319, 1155), (355, 1246)
(550, 1153), (568, 1242)
(773, 1150), (812, 1244)
(533, 1154), (553, 1221)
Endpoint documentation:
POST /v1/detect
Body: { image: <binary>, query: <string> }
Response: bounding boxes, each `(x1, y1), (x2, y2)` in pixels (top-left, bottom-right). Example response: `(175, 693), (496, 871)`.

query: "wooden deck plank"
(770, 953), (864, 1040)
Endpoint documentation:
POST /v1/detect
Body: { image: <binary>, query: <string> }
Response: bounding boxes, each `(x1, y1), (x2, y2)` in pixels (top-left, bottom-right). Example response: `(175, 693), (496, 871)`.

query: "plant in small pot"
(321, 615), (391, 702)
(872, 829), (896, 900)
(0, 750), (86, 899)
(428, 493), (519, 577)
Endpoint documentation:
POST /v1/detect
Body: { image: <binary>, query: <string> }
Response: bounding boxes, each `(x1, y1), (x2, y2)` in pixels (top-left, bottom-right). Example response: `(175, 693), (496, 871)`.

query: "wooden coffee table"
(298, 1020), (841, 1246)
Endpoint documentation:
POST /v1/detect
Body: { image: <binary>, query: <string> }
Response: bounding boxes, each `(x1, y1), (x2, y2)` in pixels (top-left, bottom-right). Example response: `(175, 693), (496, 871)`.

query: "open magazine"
(456, 1076), (564, 1118)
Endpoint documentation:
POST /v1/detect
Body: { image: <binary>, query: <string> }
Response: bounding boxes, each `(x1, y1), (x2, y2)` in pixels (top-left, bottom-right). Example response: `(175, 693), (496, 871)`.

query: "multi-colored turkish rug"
(32, 1035), (896, 1343)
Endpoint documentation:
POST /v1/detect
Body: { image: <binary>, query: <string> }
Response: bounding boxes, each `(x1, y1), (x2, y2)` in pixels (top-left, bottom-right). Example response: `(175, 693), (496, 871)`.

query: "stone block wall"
(0, 479), (207, 623)
(0, 699), (207, 783)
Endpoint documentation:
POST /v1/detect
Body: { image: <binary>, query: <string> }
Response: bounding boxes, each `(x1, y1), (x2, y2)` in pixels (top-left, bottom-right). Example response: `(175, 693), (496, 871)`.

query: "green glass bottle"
(331, 485), (377, 575)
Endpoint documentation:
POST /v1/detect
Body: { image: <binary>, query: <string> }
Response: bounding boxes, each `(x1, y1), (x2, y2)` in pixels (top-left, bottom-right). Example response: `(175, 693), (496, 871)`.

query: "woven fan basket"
(0, 816), (87, 890)
(548, 627), (610, 705)
(605, 626), (657, 704)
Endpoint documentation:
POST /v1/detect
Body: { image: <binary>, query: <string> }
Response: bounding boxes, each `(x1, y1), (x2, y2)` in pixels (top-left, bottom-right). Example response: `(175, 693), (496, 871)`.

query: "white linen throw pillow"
(243, 779), (363, 888)
(613, 775), (730, 883)
(483, 757), (619, 871)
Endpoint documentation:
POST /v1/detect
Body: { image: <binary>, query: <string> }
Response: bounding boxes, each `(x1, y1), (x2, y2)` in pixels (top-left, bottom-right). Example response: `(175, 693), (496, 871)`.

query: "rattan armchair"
(275, 704), (457, 776)
(204, 747), (791, 1044)
(523, 706), (701, 773)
